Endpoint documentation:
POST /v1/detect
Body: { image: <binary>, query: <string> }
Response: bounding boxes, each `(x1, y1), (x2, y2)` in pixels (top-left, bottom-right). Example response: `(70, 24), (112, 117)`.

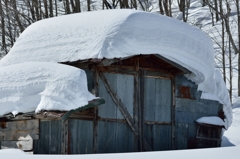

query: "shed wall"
(33, 68), (223, 154)
(174, 75), (223, 149)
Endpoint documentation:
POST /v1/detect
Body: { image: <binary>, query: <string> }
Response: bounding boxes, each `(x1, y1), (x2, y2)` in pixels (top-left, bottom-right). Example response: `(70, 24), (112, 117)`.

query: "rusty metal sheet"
(177, 86), (194, 99)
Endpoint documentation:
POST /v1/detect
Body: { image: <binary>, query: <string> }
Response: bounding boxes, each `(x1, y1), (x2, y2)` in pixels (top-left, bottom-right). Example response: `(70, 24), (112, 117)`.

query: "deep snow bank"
(0, 9), (231, 127)
(0, 62), (96, 116)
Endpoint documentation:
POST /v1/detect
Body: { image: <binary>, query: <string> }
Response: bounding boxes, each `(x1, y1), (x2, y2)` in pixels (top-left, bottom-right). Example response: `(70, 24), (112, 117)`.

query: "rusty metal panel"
(68, 120), (93, 154)
(144, 124), (172, 150)
(33, 120), (62, 154)
(144, 77), (171, 122)
(98, 73), (134, 119)
(97, 121), (135, 153)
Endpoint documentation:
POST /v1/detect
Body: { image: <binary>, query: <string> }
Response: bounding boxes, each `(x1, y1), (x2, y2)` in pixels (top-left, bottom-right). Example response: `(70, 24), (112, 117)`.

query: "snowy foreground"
(0, 105), (239, 158)
(0, 146), (239, 159)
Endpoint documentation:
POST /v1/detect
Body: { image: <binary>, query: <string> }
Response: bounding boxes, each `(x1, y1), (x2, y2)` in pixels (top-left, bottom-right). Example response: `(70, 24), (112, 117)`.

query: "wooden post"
(171, 77), (176, 150)
(139, 69), (145, 151)
(93, 69), (99, 153)
(99, 72), (152, 151)
(61, 120), (68, 154)
(134, 57), (142, 151)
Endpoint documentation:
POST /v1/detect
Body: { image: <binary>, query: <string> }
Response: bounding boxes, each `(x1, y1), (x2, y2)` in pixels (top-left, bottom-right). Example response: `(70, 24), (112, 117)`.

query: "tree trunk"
(236, 0), (240, 96)
(12, 0), (24, 32)
(87, 0), (91, 11)
(220, 0), (226, 82)
(65, 0), (71, 14)
(43, 0), (48, 18)
(75, 0), (80, 12)
(70, 0), (75, 12)
(0, 0), (6, 53)
(229, 37), (232, 102)
(163, 0), (169, 16)
(214, 0), (219, 22)
(55, 0), (58, 16)
(49, 0), (53, 17)
(34, 0), (40, 20)
(159, 0), (164, 15)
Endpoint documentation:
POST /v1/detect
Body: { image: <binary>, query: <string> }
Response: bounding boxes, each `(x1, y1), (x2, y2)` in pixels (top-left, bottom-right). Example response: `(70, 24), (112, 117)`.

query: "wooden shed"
(31, 54), (223, 154)
(0, 10), (228, 154)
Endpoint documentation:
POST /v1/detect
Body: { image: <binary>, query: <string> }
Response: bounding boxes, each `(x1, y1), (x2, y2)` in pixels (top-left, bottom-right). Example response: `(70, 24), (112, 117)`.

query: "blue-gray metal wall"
(174, 75), (222, 149)
(143, 76), (172, 150)
(33, 72), (223, 154)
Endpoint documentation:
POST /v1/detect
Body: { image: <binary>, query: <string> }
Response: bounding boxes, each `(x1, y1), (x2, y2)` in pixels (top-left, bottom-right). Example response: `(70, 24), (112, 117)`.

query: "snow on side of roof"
(0, 9), (232, 128)
(200, 69), (232, 128)
(196, 116), (225, 127)
(0, 62), (96, 116)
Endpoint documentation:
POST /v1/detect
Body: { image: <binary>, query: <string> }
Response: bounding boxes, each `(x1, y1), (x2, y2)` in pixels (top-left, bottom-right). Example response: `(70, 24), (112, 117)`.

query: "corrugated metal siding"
(98, 73), (134, 119)
(144, 124), (172, 150)
(144, 76), (172, 150)
(33, 120), (62, 154)
(144, 77), (171, 122)
(97, 73), (135, 152)
(68, 120), (93, 154)
(174, 75), (223, 149)
(97, 121), (135, 153)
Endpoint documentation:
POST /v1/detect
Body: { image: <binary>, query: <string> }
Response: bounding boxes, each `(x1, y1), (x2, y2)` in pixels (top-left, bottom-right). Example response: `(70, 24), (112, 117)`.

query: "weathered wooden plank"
(0, 119), (39, 141)
(139, 69), (145, 151)
(61, 120), (68, 154)
(144, 121), (171, 125)
(99, 72), (152, 151)
(133, 57), (140, 151)
(93, 69), (99, 153)
(172, 77), (176, 150)
(196, 136), (222, 141)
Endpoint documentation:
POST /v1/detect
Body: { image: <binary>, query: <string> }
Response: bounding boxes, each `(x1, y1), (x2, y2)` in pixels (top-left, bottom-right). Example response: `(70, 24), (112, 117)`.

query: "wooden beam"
(171, 77), (176, 150)
(134, 57), (141, 151)
(61, 120), (68, 154)
(139, 69), (145, 151)
(99, 72), (152, 151)
(154, 54), (191, 74)
(0, 119), (39, 141)
(92, 69), (99, 154)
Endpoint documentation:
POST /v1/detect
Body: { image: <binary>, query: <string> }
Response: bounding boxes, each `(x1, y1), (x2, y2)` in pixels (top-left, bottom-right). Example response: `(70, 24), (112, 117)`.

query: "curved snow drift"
(0, 62), (96, 116)
(0, 9), (232, 128)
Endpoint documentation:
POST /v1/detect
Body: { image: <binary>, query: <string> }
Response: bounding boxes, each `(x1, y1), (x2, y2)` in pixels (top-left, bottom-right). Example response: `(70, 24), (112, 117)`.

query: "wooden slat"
(0, 119), (39, 141)
(61, 120), (68, 154)
(93, 69), (99, 153)
(99, 72), (152, 151)
(196, 136), (222, 141)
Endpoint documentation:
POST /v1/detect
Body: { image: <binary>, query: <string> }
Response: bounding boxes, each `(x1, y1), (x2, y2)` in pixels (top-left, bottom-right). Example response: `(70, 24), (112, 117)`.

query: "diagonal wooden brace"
(99, 72), (152, 151)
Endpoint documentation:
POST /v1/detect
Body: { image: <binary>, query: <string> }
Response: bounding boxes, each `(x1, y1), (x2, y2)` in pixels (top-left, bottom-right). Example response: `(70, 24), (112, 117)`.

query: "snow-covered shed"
(0, 9), (231, 153)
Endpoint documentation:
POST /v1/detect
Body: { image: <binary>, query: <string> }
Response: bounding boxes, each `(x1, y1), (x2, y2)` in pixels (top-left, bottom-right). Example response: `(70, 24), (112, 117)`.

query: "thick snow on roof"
(0, 9), (231, 128)
(0, 9), (214, 85)
(0, 62), (96, 116)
